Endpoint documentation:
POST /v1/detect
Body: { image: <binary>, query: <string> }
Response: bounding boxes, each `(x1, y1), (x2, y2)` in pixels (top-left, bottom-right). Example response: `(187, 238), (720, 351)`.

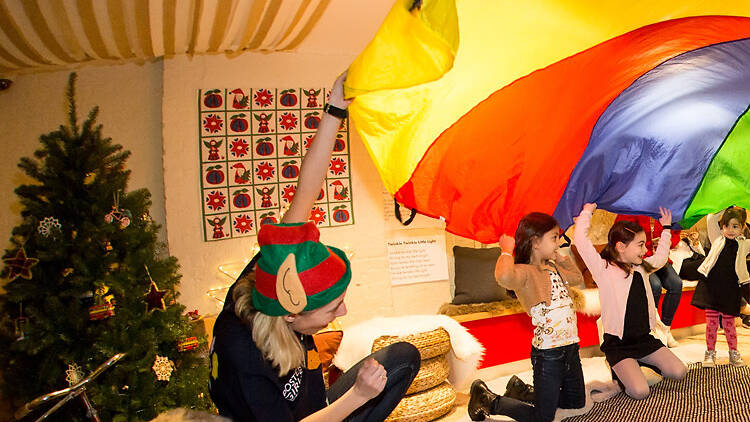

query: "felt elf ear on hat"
(276, 253), (307, 314)
(252, 222), (351, 316)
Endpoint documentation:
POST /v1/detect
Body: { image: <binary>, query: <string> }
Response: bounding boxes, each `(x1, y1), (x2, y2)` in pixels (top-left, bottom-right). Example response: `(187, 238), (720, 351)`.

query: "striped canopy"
(0, 0), (331, 73)
(346, 0), (750, 243)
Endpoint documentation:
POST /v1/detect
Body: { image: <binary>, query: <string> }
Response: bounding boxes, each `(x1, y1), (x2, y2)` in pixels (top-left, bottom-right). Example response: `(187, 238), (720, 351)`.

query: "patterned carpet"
(564, 363), (750, 422)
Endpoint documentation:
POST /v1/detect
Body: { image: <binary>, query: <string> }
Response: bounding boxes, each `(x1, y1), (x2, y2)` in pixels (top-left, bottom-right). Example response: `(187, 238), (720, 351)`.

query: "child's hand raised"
(658, 207), (672, 227)
(582, 203), (597, 214)
(499, 234), (515, 254)
(574, 203), (597, 224)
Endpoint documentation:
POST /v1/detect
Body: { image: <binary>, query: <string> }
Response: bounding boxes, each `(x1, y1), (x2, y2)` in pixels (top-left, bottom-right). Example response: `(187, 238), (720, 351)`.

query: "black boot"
(503, 375), (535, 404)
(468, 379), (498, 421)
(742, 314), (750, 329)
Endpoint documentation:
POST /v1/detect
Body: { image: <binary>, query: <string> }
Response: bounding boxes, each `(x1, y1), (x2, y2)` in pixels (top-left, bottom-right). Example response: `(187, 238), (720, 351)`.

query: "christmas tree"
(0, 74), (211, 420)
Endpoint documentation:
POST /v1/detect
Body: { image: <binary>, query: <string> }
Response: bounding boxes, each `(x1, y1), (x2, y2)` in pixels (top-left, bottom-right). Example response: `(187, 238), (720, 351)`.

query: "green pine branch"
(0, 72), (212, 420)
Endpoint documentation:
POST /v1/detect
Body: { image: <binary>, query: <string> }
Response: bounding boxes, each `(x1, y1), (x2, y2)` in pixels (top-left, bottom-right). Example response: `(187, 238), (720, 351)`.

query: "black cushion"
(451, 246), (510, 304)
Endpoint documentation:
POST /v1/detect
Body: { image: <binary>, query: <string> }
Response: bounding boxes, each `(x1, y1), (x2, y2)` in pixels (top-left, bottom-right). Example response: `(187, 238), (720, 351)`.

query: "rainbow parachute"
(346, 0), (750, 243)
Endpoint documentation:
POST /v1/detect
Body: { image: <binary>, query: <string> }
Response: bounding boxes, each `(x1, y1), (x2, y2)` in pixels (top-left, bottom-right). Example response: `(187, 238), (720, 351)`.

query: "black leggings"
(327, 342), (421, 422)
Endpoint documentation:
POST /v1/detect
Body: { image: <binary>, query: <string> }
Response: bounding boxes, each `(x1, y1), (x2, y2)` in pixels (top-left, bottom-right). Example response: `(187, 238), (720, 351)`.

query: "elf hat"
(252, 222), (351, 316)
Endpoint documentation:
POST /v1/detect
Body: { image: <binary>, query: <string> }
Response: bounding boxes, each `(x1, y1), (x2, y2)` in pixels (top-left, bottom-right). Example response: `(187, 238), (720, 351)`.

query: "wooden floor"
(681, 322), (750, 363)
(436, 322), (750, 422)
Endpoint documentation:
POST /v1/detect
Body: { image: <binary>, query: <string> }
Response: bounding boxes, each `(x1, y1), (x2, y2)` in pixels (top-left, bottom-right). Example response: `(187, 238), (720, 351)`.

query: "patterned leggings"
(705, 309), (737, 350)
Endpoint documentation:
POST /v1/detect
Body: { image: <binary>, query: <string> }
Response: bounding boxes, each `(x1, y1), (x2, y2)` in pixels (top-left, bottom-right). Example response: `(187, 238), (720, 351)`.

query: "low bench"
(446, 285), (704, 368)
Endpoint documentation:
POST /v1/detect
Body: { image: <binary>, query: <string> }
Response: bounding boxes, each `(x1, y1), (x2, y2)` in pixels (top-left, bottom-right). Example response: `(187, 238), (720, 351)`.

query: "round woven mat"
(385, 382), (456, 422)
(372, 327), (451, 361)
(406, 354), (449, 395)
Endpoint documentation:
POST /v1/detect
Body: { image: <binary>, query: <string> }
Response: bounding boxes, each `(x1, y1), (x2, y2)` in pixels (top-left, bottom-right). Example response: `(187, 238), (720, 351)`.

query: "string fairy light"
(207, 243), (261, 308)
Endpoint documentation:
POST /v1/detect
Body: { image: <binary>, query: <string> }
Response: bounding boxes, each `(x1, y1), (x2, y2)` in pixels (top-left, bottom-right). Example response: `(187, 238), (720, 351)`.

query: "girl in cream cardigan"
(469, 212), (585, 422)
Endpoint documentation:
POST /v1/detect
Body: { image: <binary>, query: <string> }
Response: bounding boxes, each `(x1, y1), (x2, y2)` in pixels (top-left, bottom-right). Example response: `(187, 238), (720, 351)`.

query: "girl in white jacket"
(691, 206), (750, 368)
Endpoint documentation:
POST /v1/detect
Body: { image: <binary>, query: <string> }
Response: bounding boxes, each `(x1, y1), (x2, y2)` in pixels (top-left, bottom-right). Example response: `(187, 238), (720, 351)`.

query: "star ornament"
(144, 281), (167, 312)
(3, 247), (39, 280)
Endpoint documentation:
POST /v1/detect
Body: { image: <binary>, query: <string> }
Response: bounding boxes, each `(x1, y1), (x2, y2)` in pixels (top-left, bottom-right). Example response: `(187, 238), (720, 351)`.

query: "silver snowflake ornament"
(37, 217), (62, 238)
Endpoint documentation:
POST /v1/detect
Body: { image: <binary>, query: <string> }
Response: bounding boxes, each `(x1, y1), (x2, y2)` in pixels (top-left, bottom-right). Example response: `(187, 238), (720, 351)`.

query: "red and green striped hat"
(252, 222), (351, 316)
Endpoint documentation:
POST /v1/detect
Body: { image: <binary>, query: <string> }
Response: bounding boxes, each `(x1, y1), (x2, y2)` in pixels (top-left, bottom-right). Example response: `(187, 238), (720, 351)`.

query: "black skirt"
(679, 253), (705, 281)
(601, 333), (664, 367)
(691, 239), (742, 316)
(601, 272), (663, 367)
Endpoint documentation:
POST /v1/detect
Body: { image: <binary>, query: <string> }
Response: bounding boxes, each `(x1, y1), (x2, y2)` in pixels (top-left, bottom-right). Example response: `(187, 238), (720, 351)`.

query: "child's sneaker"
(729, 350), (746, 367)
(702, 350), (716, 368)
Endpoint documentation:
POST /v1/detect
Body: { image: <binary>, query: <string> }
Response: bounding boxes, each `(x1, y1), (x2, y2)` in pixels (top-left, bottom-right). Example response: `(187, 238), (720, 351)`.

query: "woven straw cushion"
(371, 327), (451, 361)
(385, 382), (456, 422)
(405, 354), (449, 395)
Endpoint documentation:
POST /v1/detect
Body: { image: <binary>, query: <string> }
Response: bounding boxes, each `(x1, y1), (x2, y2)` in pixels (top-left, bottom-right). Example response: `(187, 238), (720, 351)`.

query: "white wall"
(162, 52), (452, 325)
(0, 1), (457, 326)
(0, 60), (166, 258)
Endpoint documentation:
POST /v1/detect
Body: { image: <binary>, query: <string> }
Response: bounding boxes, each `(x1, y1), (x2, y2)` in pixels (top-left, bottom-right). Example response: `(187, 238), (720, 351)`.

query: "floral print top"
(529, 271), (579, 349)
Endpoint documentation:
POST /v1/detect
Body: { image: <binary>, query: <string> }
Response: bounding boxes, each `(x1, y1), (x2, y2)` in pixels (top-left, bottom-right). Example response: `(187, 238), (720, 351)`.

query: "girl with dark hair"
(614, 214), (683, 347)
(574, 203), (686, 400)
(468, 212), (585, 422)
(691, 206), (750, 368)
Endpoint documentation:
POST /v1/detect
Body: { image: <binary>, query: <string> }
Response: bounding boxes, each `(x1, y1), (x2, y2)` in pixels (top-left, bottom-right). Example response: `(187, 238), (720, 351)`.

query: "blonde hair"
(233, 273), (305, 376)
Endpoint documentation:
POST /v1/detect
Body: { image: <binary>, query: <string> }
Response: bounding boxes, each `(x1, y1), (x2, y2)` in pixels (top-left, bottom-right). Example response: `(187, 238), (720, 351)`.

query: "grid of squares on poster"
(198, 87), (354, 241)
